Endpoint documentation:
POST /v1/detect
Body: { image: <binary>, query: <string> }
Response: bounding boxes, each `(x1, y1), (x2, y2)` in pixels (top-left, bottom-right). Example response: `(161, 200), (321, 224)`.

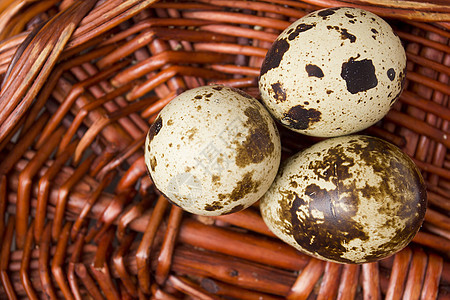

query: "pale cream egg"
(260, 135), (426, 263)
(145, 85), (281, 216)
(259, 7), (407, 137)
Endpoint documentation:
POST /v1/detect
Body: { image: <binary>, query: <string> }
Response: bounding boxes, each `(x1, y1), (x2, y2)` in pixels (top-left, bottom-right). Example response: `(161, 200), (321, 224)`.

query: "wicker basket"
(0, 0), (449, 299)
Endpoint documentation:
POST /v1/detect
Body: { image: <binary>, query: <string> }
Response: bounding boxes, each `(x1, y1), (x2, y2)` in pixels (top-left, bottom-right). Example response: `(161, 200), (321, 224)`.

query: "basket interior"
(0, 0), (449, 299)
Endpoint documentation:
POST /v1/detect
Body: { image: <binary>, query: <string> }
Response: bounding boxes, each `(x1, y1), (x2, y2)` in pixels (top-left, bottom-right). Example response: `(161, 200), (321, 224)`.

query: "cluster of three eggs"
(145, 7), (426, 263)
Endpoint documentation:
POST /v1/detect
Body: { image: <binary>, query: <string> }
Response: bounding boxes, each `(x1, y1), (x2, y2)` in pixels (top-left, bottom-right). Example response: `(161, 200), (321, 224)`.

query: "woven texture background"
(0, 0), (449, 299)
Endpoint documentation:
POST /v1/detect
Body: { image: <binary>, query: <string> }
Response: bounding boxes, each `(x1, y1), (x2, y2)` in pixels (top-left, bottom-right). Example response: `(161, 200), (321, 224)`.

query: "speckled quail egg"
(260, 135), (426, 263)
(259, 7), (407, 137)
(145, 85), (281, 216)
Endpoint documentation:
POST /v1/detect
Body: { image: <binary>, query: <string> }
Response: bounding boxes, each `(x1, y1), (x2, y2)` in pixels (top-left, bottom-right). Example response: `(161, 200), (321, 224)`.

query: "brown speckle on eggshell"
(260, 135), (427, 264)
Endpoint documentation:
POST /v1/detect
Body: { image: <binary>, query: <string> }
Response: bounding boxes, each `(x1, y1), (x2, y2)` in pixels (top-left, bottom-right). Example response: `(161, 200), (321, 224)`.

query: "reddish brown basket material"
(0, 0), (449, 299)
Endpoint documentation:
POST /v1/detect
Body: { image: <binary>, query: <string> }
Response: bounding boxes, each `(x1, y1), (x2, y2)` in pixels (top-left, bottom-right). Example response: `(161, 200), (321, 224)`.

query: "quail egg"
(260, 135), (426, 263)
(259, 7), (407, 137)
(145, 85), (281, 216)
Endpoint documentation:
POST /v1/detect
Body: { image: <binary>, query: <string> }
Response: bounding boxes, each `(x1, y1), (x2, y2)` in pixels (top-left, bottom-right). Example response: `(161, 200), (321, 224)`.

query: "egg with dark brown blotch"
(145, 85), (281, 216)
(259, 7), (406, 137)
(260, 135), (426, 264)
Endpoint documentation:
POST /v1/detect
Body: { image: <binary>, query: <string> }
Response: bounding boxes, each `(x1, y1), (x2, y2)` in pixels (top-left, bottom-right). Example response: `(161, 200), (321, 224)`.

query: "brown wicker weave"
(0, 0), (449, 299)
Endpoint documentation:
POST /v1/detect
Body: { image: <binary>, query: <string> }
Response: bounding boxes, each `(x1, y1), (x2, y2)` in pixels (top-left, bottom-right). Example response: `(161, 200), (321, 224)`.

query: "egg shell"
(145, 85), (281, 216)
(260, 135), (427, 264)
(259, 7), (407, 137)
